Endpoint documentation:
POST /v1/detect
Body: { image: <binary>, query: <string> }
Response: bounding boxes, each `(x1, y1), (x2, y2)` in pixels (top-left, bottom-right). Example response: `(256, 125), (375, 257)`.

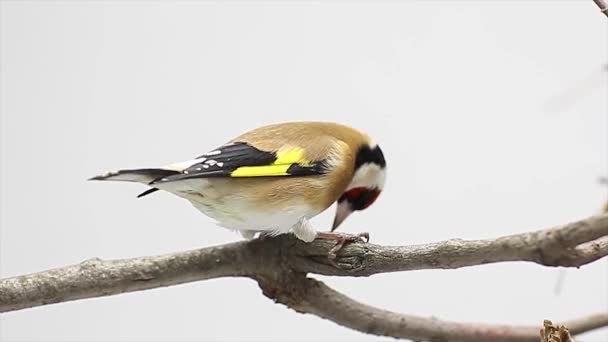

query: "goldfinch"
(90, 121), (386, 248)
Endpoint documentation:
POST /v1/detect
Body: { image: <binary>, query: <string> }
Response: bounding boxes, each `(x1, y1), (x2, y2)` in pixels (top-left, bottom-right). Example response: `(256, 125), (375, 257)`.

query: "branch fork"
(1, 214), (607, 342)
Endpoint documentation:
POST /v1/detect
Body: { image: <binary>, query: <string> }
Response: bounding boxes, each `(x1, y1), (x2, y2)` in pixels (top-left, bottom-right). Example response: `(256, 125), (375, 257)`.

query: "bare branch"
(593, 0), (608, 18)
(289, 214), (608, 275)
(0, 241), (259, 312)
(1, 214), (607, 340)
(258, 273), (608, 342)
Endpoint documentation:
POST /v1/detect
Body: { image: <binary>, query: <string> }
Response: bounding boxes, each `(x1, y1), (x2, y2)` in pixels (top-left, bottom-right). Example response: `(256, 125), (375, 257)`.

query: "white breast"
(157, 178), (321, 236)
(191, 199), (319, 235)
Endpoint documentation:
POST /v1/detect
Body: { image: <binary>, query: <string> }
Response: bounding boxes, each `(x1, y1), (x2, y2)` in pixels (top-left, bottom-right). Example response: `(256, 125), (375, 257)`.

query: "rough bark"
(257, 273), (607, 342)
(1, 214), (607, 341)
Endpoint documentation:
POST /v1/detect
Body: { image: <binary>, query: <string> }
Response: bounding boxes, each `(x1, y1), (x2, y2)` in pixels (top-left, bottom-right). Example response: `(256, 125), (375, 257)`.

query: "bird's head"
(332, 142), (386, 231)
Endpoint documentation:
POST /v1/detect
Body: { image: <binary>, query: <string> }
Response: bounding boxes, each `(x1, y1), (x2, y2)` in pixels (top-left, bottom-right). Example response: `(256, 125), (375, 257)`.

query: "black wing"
(150, 142), (327, 185)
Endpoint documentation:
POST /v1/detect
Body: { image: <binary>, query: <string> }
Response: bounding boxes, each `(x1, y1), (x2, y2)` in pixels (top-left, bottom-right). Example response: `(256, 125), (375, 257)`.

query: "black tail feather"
(88, 168), (180, 182)
(137, 188), (160, 198)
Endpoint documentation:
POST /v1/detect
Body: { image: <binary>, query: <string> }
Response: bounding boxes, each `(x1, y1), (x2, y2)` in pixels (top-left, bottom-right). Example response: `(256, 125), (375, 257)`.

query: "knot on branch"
(254, 271), (314, 314)
(535, 248), (582, 267)
(531, 216), (608, 267)
(541, 320), (573, 342)
(80, 257), (103, 268)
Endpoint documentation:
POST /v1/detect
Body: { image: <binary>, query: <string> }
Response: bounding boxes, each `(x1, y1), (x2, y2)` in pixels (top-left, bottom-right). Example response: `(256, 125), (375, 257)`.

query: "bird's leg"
(292, 217), (317, 243)
(315, 231), (370, 260)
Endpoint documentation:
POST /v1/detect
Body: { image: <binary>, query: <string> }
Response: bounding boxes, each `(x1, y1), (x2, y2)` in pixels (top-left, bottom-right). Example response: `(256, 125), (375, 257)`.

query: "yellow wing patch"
(230, 147), (310, 177)
(274, 147), (307, 165)
(230, 165), (291, 177)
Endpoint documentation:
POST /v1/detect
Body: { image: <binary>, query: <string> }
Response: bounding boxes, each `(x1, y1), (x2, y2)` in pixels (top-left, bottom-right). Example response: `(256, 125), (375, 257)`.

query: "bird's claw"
(315, 231), (370, 261)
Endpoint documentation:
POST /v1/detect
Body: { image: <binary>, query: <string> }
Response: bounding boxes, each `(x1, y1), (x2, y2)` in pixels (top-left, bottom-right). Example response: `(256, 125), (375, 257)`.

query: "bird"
(89, 121), (386, 257)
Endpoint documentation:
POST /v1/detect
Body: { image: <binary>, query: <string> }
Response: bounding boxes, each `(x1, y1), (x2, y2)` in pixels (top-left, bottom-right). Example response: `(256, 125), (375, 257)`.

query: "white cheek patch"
(347, 163), (386, 191)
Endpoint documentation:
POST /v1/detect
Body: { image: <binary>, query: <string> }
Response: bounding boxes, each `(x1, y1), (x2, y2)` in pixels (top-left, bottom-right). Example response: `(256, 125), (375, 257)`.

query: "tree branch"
(0, 240), (260, 313)
(593, 0), (608, 17)
(288, 214), (608, 275)
(257, 274), (608, 342)
(1, 214), (607, 341)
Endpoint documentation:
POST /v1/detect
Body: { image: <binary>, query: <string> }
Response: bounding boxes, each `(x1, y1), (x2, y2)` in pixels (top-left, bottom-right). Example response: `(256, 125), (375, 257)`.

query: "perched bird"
(90, 122), (386, 254)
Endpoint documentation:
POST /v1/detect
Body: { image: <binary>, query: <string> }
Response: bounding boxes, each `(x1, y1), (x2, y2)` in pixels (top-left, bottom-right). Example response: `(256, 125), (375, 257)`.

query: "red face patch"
(345, 187), (366, 200)
(344, 187), (381, 210)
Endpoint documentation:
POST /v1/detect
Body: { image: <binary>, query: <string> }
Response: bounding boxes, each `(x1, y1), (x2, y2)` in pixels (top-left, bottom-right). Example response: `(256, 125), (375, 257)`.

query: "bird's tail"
(88, 168), (180, 198)
(88, 168), (179, 183)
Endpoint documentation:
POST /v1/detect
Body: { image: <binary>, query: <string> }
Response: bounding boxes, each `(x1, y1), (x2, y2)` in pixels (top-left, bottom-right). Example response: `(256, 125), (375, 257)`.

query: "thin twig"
(593, 0), (608, 17)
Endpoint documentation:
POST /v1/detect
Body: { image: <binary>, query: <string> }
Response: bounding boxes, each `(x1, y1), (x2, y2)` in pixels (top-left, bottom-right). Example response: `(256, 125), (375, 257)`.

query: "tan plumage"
(230, 122), (372, 209)
(90, 121), (386, 242)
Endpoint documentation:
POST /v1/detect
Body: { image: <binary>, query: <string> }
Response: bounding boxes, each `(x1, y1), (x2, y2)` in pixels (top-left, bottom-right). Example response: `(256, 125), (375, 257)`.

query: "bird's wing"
(150, 141), (329, 185)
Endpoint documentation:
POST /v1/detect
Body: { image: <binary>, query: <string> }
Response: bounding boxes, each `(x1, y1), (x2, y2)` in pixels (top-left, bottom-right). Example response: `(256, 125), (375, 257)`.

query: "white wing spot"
(195, 168), (202, 171)
(217, 162), (224, 167)
(203, 164), (209, 168)
(205, 150), (221, 156)
(183, 170), (189, 174)
(206, 160), (217, 166)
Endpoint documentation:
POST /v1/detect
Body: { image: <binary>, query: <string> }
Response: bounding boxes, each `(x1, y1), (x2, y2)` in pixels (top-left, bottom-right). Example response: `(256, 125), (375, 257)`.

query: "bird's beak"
(332, 201), (353, 231)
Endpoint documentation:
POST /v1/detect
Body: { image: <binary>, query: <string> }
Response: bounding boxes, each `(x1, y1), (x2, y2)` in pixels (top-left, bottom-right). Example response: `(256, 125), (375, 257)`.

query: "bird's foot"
(315, 231), (370, 260)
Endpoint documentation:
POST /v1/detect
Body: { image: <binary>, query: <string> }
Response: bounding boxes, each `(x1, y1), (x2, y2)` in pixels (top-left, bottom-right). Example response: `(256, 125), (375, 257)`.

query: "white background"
(1, 1), (606, 341)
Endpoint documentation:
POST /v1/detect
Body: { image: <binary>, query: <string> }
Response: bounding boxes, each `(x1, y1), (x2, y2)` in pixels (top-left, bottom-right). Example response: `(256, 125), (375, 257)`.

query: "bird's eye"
(341, 187), (381, 211)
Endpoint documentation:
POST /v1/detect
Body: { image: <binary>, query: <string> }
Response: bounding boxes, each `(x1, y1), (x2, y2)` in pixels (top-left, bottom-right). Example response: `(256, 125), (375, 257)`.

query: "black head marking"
(354, 144), (386, 170)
